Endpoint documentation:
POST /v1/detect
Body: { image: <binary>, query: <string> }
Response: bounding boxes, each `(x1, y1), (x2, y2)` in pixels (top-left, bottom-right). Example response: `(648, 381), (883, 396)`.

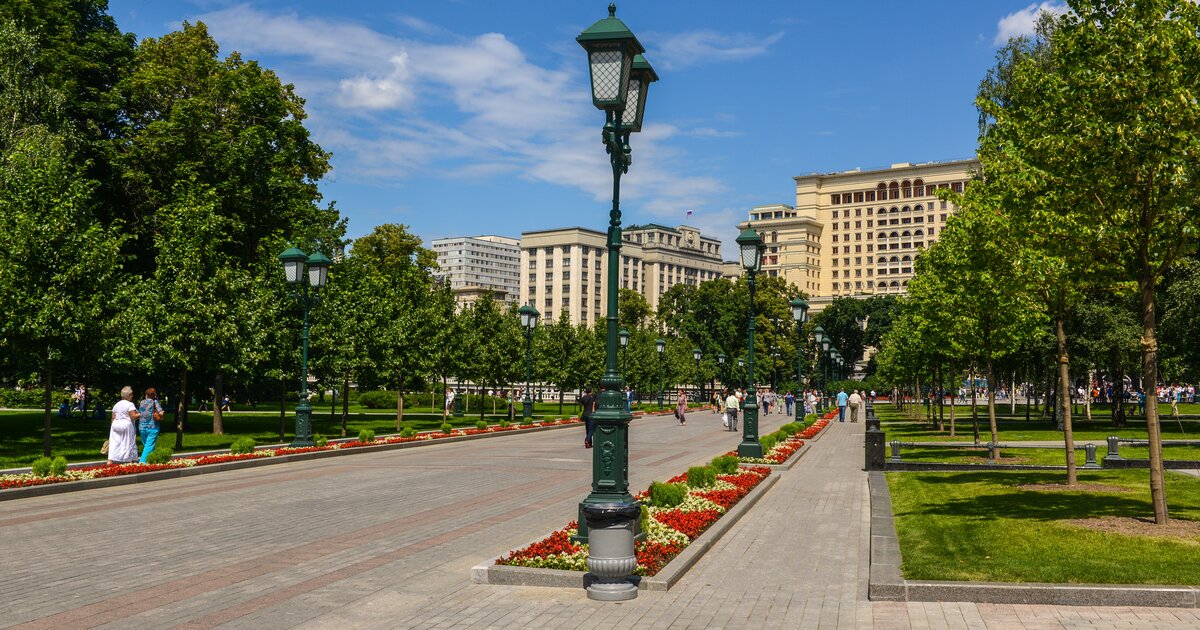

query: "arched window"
(914, 229), (924, 237)
(890, 280), (900, 288)
(902, 179), (912, 198)
(771, 231), (778, 243)
(902, 280), (909, 288)
(913, 178), (924, 196)
(877, 232), (888, 240)
(902, 255), (912, 262)
(891, 255), (900, 263)
(891, 207), (900, 214)
(889, 231), (899, 238)
(877, 182), (887, 196)
(888, 181), (900, 200)
(902, 205), (910, 213)
(902, 230), (911, 237)
(914, 204), (923, 212)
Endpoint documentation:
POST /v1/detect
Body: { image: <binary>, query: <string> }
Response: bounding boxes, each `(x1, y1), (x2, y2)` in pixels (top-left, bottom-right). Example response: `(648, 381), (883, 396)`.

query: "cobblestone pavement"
(3, 411), (1199, 629)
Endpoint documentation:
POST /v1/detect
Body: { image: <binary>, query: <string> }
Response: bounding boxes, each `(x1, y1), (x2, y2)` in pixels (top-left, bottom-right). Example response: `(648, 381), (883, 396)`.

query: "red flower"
(653, 508), (722, 539)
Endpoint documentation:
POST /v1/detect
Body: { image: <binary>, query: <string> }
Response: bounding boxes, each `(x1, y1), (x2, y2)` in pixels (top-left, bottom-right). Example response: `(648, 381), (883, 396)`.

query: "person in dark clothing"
(579, 387), (597, 448)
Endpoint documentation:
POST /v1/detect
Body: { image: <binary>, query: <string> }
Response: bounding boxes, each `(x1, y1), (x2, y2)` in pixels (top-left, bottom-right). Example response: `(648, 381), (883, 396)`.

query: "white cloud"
(994, 2), (1068, 45)
(648, 30), (784, 71)
(337, 53), (414, 109)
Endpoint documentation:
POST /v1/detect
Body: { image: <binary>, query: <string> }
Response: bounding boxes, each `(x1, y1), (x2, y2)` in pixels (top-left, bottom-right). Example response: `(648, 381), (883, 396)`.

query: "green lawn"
(875, 404), (1199, 444)
(892, 445), (1200, 466)
(886, 469), (1200, 584)
(0, 402), (595, 468)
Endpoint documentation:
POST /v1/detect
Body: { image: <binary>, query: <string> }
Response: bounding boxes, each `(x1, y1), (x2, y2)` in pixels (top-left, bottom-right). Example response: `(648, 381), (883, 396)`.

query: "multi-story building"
(519, 224), (725, 326)
(431, 235), (521, 306)
(740, 158), (977, 312)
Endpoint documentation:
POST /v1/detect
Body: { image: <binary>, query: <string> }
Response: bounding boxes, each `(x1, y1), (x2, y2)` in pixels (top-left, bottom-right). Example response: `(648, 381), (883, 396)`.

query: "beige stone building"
(740, 158), (978, 312)
(519, 224), (725, 326)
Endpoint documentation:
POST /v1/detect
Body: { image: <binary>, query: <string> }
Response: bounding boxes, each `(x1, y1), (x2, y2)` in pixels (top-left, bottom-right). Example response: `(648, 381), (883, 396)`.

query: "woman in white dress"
(108, 386), (141, 465)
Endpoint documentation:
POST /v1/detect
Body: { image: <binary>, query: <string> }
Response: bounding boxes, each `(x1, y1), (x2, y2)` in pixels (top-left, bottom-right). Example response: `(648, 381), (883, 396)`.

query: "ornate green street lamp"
(655, 338), (665, 408)
(619, 328), (630, 372)
(575, 3), (658, 547)
(791, 298), (808, 395)
(738, 357), (745, 387)
(717, 352), (726, 395)
(278, 246), (331, 447)
(735, 227), (765, 458)
(518, 304), (540, 420)
(821, 338), (831, 405)
(692, 347), (701, 401)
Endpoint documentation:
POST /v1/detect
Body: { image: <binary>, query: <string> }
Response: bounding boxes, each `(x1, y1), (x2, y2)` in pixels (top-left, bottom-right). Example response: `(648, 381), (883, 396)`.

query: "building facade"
(431, 235), (521, 306)
(519, 224), (725, 326)
(740, 158), (978, 311)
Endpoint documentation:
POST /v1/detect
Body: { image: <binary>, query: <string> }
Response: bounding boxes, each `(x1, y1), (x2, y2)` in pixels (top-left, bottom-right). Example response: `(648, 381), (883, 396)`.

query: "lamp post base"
(291, 400), (314, 448)
(737, 400), (763, 458)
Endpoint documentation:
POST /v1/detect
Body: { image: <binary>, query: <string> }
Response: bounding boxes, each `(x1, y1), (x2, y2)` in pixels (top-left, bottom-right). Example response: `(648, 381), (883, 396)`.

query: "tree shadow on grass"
(896, 471), (1156, 522)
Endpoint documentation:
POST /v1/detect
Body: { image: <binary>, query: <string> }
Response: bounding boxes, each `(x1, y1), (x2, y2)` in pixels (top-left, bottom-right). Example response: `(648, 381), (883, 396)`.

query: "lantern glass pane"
(284, 261), (303, 284)
(589, 48), (627, 103)
(307, 265), (322, 288)
(740, 244), (758, 270)
(620, 79), (640, 126)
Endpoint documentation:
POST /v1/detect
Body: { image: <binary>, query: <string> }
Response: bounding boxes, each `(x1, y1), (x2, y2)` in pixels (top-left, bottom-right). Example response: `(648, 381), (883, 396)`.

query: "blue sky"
(105, 1), (1066, 256)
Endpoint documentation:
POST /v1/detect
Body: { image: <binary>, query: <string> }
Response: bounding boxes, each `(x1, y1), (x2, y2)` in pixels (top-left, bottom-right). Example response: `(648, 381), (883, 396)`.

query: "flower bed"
(0, 418), (581, 491)
(495, 465), (772, 576)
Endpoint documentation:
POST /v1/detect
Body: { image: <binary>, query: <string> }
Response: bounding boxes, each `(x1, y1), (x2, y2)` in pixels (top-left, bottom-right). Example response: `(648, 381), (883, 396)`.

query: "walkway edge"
(473, 472), (782, 592)
(866, 471), (1200, 607)
(0, 421), (584, 502)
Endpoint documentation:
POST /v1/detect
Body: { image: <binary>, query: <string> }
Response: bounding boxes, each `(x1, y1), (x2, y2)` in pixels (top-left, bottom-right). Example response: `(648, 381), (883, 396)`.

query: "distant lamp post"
(278, 246), (331, 447)
(575, 3), (658, 573)
(821, 338), (831, 399)
(655, 338), (665, 408)
(718, 352), (726, 393)
(735, 227), (765, 458)
(790, 297), (809, 393)
(738, 357), (745, 387)
(519, 304), (540, 420)
(619, 328), (630, 371)
(692, 347), (702, 401)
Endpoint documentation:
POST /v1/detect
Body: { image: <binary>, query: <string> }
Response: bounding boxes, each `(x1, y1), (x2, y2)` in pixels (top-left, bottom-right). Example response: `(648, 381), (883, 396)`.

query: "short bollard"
(865, 427), (886, 470)
(1084, 443), (1100, 468)
(888, 440), (903, 463)
(1106, 436), (1122, 461)
(581, 502), (640, 601)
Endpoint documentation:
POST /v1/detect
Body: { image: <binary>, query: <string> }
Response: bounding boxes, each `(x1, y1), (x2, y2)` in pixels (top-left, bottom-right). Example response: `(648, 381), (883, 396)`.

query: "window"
(855, 208), (862, 217)
(889, 181), (900, 199)
(951, 181), (964, 193)
(833, 235), (839, 242)
(867, 220), (873, 227)
(832, 193), (841, 204)
(866, 190), (876, 202)
(855, 245), (862, 253)
(855, 192), (864, 203)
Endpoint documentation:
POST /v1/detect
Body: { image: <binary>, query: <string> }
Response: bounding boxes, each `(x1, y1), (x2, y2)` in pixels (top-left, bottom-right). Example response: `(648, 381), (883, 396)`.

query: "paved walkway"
(2, 412), (1199, 628)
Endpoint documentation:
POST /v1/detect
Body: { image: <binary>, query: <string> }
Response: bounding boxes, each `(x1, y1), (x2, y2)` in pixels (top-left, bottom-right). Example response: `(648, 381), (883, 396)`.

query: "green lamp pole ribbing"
(574, 4), (657, 543)
(655, 338), (665, 409)
(736, 227), (765, 458)
(278, 247), (331, 448)
(791, 298), (808, 398)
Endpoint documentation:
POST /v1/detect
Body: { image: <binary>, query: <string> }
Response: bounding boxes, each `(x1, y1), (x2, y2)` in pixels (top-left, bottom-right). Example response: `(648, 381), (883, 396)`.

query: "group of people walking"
(106, 386), (164, 466)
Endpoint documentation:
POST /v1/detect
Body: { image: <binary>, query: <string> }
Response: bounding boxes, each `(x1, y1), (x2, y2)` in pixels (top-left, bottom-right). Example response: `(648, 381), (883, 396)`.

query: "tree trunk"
(949, 382), (956, 438)
(342, 379), (350, 435)
(559, 389), (564, 415)
(1114, 358), (1126, 428)
(176, 369), (188, 450)
(213, 372), (225, 435)
(1085, 367), (1094, 421)
(81, 381), (89, 422)
(278, 378), (286, 441)
(42, 358), (52, 457)
(1056, 313), (1077, 485)
(986, 356), (999, 462)
(1139, 265), (1168, 524)
(1010, 371), (1016, 416)
(970, 370), (980, 445)
(397, 375), (404, 431)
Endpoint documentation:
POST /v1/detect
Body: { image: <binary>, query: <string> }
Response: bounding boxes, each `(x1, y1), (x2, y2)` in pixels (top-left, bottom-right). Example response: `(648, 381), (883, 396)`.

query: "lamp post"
(519, 305), (540, 420)
(619, 328), (630, 372)
(655, 338), (665, 409)
(575, 4), (658, 548)
(738, 357), (745, 388)
(278, 246), (331, 447)
(821, 339), (831, 406)
(791, 297), (808, 396)
(692, 347), (701, 402)
(736, 227), (765, 458)
(717, 353), (726, 396)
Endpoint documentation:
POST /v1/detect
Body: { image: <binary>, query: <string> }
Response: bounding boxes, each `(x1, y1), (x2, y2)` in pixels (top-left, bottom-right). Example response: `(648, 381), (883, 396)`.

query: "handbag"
(673, 409), (679, 419)
(100, 439), (109, 455)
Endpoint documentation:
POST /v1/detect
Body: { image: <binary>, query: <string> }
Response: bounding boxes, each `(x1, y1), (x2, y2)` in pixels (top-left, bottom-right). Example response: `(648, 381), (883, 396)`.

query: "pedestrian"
(624, 386), (632, 413)
(444, 387), (455, 419)
(107, 386), (140, 465)
(785, 390), (795, 416)
(836, 387), (849, 422)
(580, 387), (596, 448)
(137, 387), (165, 463)
(675, 389), (687, 426)
(724, 388), (740, 431)
(805, 390), (816, 416)
(220, 394), (231, 412)
(848, 390), (863, 423)
(1171, 384), (1181, 418)
(1137, 389), (1146, 416)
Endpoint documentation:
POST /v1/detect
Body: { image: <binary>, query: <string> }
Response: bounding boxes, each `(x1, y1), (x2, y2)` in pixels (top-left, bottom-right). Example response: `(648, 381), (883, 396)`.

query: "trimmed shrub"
(0, 389), (47, 408)
(358, 428), (376, 443)
(498, 419), (510, 429)
(521, 418), (533, 426)
(779, 423), (801, 436)
(639, 503), (651, 532)
(711, 454), (739, 474)
(399, 427), (418, 438)
(356, 390), (394, 409)
(440, 422), (453, 435)
(51, 456), (68, 476)
(760, 434), (778, 453)
(145, 448), (172, 465)
(229, 437), (257, 454)
(803, 413), (818, 424)
(314, 433), (329, 447)
(686, 465), (717, 488)
(648, 481), (687, 508)
(475, 420), (488, 431)
(30, 457), (53, 477)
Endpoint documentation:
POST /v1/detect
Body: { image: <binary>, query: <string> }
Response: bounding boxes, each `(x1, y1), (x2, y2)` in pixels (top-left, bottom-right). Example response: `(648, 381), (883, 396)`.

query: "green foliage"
(30, 456), (52, 477)
(229, 437), (257, 454)
(711, 454), (739, 475)
(639, 503), (650, 533)
(685, 466), (717, 488)
(648, 481), (687, 508)
(779, 423), (801, 436)
(475, 420), (488, 431)
(0, 389), (47, 408)
(498, 419), (510, 429)
(440, 422), (453, 435)
(803, 413), (818, 424)
(521, 418), (533, 426)
(357, 428), (375, 443)
(314, 433), (328, 447)
(145, 448), (172, 465)
(51, 455), (68, 475)
(399, 427), (417, 438)
(760, 434), (779, 453)
(356, 390), (394, 409)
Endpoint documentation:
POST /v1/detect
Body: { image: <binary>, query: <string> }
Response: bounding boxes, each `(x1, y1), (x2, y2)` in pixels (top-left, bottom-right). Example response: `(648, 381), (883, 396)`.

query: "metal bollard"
(582, 502), (640, 601)
(1106, 436), (1122, 461)
(888, 440), (903, 463)
(1084, 443), (1100, 468)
